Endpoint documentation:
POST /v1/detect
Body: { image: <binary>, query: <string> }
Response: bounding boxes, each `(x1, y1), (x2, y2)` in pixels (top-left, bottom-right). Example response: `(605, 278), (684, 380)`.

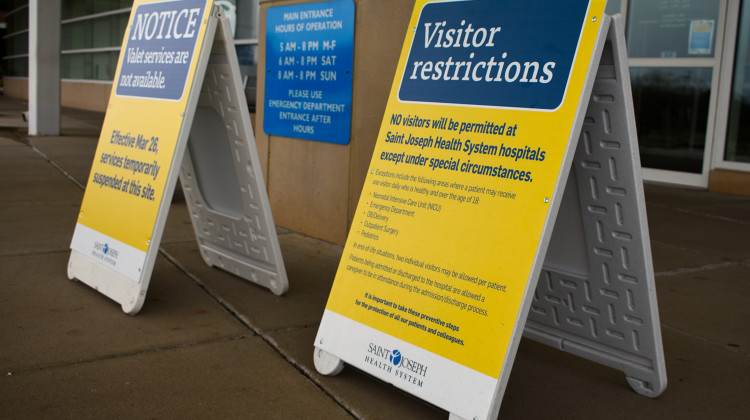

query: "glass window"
(3, 2), (29, 77)
(5, 57), (29, 78)
(7, 0), (28, 10)
(4, 0), (259, 89)
(725, 2), (750, 163)
(60, 3), (130, 82)
(62, 13), (129, 50)
(61, 51), (119, 81)
(62, 0), (131, 20)
(236, 44), (258, 112)
(6, 32), (29, 57)
(605, 0), (622, 15)
(235, 0), (260, 40)
(6, 4), (29, 34)
(225, 0), (260, 111)
(627, 0), (720, 58)
(631, 67), (713, 173)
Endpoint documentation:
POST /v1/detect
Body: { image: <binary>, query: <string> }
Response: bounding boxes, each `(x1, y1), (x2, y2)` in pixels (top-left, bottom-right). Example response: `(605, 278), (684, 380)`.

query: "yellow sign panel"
(318, 0), (607, 392)
(80, 101), (182, 252)
(71, 0), (214, 282)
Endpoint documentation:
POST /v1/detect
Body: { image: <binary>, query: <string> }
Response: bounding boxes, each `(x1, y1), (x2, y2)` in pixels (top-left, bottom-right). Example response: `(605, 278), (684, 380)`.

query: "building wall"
(4, 78), (112, 113)
(709, 169), (750, 196)
(4, 78), (28, 99)
(60, 81), (112, 113)
(3, 0), (748, 247)
(258, 0), (413, 244)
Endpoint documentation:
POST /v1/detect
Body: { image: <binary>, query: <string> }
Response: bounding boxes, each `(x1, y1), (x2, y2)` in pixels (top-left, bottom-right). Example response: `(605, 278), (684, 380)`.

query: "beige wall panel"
(259, 0), (412, 243)
(61, 82), (112, 113)
(348, 0), (414, 227)
(709, 169), (750, 196)
(4, 78), (29, 100)
(260, 0), (351, 244)
(5, 80), (113, 113)
(268, 136), (351, 244)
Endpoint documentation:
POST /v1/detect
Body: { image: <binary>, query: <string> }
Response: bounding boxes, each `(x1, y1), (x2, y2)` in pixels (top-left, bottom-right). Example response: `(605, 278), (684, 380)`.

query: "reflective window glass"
(725, 2), (750, 163)
(62, 52), (119, 80)
(235, 0), (260, 40)
(5, 57), (29, 77)
(6, 32), (29, 57)
(215, 0), (260, 39)
(627, 0), (720, 58)
(4, 3), (29, 77)
(631, 67), (713, 173)
(225, 0), (260, 110)
(62, 0), (131, 20)
(6, 5), (29, 34)
(62, 13), (129, 50)
(7, 0), (28, 11)
(60, 2), (129, 82)
(236, 44), (258, 112)
(605, 0), (622, 15)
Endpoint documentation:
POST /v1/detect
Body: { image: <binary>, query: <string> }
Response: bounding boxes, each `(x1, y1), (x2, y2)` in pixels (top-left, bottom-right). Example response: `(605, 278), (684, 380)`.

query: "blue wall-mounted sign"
(116, 0), (206, 101)
(399, 0), (589, 111)
(264, 0), (354, 144)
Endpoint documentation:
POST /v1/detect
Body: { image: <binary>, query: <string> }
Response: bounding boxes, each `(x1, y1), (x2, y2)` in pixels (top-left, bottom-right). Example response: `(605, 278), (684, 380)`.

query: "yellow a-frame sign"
(315, 1), (665, 418)
(69, 0), (287, 314)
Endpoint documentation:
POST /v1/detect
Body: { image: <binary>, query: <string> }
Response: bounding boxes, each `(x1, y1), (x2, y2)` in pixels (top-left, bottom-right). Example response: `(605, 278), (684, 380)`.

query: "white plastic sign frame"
(525, 14), (666, 399)
(178, 5), (289, 296)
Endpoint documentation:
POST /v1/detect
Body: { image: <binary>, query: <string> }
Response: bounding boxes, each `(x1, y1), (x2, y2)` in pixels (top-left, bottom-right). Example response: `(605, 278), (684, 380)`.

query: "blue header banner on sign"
(264, 0), (355, 144)
(116, 0), (206, 101)
(399, 0), (589, 110)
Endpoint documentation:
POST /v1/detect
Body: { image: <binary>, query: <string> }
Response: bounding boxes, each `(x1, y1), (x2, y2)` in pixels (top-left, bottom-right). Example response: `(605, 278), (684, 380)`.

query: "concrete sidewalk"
(1, 95), (748, 419)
